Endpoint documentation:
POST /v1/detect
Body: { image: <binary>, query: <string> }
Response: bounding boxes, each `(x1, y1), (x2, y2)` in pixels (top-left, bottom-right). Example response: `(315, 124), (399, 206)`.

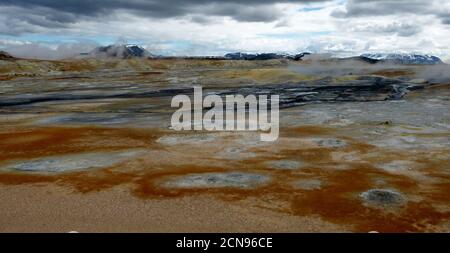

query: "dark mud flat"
(0, 74), (423, 110)
(217, 76), (425, 108)
(0, 87), (193, 107)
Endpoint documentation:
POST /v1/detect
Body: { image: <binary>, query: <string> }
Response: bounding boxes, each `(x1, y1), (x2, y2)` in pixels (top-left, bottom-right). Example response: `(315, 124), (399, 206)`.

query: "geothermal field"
(0, 55), (449, 232)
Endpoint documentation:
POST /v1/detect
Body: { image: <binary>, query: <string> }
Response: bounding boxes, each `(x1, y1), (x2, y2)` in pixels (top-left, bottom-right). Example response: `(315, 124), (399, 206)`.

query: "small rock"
(379, 120), (392, 125)
(360, 189), (405, 206)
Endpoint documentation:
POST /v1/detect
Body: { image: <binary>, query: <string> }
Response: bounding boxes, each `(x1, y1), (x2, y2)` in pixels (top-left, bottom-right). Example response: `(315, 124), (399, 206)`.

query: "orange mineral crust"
(0, 124), (448, 232)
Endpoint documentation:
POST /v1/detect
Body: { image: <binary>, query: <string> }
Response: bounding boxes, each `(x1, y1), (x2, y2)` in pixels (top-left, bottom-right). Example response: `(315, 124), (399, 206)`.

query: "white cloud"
(1, 0), (450, 62)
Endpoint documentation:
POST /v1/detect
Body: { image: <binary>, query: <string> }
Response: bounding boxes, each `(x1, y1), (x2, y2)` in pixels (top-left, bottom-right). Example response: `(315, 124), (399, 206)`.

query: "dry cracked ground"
(0, 57), (449, 232)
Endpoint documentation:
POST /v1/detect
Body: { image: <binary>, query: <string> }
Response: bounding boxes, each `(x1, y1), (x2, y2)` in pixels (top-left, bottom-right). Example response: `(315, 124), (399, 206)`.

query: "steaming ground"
(289, 55), (450, 83)
(0, 57), (449, 232)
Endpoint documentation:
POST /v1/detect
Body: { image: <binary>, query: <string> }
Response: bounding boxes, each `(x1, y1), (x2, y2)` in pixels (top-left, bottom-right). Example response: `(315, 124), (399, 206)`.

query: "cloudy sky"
(0, 0), (449, 61)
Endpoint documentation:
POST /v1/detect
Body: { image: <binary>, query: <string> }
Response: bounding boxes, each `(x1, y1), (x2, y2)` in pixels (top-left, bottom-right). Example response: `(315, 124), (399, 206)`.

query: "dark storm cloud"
(439, 13), (450, 25)
(0, 7), (72, 35)
(332, 0), (431, 17)
(199, 3), (284, 22)
(0, 0), (328, 29)
(332, 0), (450, 25)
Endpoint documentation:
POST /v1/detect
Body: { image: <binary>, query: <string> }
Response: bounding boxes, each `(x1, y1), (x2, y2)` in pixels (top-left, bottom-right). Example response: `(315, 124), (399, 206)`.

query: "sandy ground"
(0, 184), (346, 233)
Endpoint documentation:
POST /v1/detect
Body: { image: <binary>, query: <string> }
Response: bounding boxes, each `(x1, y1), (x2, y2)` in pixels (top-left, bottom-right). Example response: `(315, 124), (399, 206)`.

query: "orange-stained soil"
(0, 125), (448, 232)
(371, 69), (414, 78)
(0, 126), (161, 161)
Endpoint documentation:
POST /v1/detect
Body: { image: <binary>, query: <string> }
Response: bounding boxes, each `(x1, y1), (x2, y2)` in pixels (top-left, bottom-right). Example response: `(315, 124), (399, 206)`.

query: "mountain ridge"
(360, 53), (443, 65)
(224, 52), (311, 61)
(0, 50), (15, 60)
(87, 44), (154, 59)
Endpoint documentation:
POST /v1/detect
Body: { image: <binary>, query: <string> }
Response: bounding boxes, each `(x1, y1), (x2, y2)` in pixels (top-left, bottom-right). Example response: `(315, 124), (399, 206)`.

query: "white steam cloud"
(0, 41), (98, 60)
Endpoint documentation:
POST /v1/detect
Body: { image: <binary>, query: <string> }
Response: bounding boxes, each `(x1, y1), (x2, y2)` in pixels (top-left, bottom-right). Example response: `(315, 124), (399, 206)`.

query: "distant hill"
(360, 53), (443, 65)
(0, 51), (15, 60)
(87, 44), (153, 59)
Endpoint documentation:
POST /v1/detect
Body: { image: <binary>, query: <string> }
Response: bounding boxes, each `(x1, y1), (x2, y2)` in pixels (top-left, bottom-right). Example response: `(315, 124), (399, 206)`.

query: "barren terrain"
(0, 58), (449, 232)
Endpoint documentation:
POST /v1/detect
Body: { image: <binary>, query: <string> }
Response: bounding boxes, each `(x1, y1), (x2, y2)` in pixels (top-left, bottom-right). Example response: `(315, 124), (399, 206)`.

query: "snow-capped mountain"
(89, 44), (153, 58)
(224, 52), (310, 61)
(360, 53), (443, 65)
